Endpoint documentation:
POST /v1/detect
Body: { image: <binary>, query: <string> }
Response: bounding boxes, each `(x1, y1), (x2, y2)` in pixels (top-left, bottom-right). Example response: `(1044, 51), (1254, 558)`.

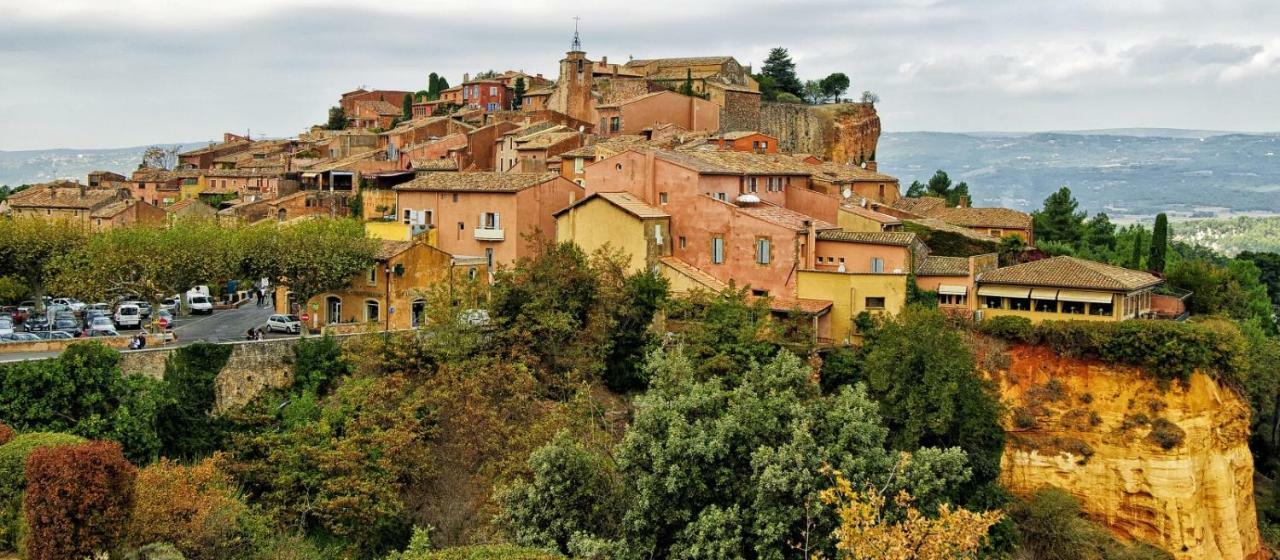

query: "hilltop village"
(2, 40), (1187, 339)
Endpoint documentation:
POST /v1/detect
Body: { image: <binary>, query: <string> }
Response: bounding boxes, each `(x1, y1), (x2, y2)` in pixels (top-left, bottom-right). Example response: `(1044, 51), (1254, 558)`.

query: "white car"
(265, 314), (302, 334)
(88, 316), (116, 335)
(50, 298), (86, 312)
(114, 304), (142, 330)
(0, 317), (14, 336)
(187, 295), (214, 315)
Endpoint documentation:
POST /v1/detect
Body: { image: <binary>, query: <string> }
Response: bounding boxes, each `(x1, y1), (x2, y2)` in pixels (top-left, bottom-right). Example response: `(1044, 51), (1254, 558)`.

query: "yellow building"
(975, 256), (1164, 323)
(277, 239), (486, 331)
(554, 191), (672, 274)
(838, 202), (903, 232)
(796, 270), (908, 344)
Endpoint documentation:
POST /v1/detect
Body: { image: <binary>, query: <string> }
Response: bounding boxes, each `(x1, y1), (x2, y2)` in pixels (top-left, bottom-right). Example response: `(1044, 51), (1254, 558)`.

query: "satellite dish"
(841, 188), (852, 199)
(737, 193), (761, 204)
(578, 125), (585, 133)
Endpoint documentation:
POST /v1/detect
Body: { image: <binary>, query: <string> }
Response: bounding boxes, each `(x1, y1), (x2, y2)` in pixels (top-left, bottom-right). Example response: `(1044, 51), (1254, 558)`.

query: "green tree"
(905, 180), (926, 198)
(949, 181), (970, 207)
(603, 269), (669, 392)
(820, 72), (850, 102)
(1167, 258), (1273, 327)
(998, 235), (1027, 266)
(1149, 213), (1169, 273)
(679, 69), (695, 97)
(1081, 213), (1117, 258)
(1238, 251), (1280, 306)
(803, 79), (824, 104)
(326, 106), (348, 130)
(156, 343), (233, 460)
(927, 170), (952, 198)
(253, 219), (378, 309)
(428, 72), (441, 100)
(402, 93), (413, 120)
(760, 47), (803, 98)
(753, 73), (779, 101)
(0, 217), (88, 307)
(496, 431), (623, 554)
(1128, 227), (1146, 269)
(1032, 187), (1086, 246)
(0, 276), (28, 305)
(513, 77), (526, 110)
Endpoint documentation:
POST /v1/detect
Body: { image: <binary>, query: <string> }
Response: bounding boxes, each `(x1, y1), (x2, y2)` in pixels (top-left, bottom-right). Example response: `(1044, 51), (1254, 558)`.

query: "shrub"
(1013, 407), (1039, 430)
(1146, 418), (1186, 450)
(24, 441), (137, 560)
(978, 315), (1033, 342)
(291, 335), (351, 396)
(127, 456), (265, 560)
(0, 424), (12, 446)
(121, 543), (187, 560)
(1011, 486), (1172, 560)
(0, 432), (85, 551)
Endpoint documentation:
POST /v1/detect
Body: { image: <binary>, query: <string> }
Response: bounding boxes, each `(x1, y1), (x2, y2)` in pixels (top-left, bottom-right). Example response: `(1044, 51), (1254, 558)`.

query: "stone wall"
(719, 91), (761, 133)
(757, 102), (880, 163)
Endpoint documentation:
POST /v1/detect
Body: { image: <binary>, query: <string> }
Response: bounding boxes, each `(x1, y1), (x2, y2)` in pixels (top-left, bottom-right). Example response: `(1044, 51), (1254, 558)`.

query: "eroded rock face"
(992, 345), (1264, 560)
(757, 102), (880, 163)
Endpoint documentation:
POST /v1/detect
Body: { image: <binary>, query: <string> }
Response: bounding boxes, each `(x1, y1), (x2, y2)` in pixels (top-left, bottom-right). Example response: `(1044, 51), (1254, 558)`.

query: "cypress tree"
(1129, 228), (1145, 270)
(1149, 213), (1169, 272)
(401, 93), (413, 120)
(513, 77), (526, 110)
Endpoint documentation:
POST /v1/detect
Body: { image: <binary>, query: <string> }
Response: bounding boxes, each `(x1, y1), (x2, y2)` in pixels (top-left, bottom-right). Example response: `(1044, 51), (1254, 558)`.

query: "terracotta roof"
(647, 69), (723, 82)
(840, 202), (901, 225)
(523, 87), (554, 96)
(375, 240), (414, 260)
(554, 191), (669, 219)
(90, 199), (135, 219)
(917, 256), (970, 276)
(410, 159), (460, 171)
(930, 207), (1032, 230)
(201, 168), (282, 178)
(179, 139), (250, 157)
(165, 199), (211, 213)
(655, 149), (814, 176)
(354, 99), (402, 116)
(395, 172), (561, 193)
(816, 230), (918, 246)
(892, 196), (946, 216)
(517, 130), (579, 150)
(302, 149), (383, 173)
(626, 56), (736, 67)
(705, 81), (760, 93)
(7, 182), (119, 210)
(766, 296), (833, 315)
(977, 256), (1162, 292)
(596, 90), (671, 109)
(738, 203), (837, 232)
(659, 256), (727, 291)
(717, 130), (768, 140)
(903, 217), (998, 243)
(559, 135), (654, 158)
(808, 162), (898, 183)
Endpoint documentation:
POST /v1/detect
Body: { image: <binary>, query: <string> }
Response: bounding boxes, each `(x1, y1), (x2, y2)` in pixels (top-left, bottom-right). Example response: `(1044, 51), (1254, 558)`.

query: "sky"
(1, 0), (1278, 150)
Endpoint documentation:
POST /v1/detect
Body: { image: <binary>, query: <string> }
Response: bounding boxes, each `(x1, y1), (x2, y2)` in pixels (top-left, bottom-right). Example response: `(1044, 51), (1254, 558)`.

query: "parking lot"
(0, 302), (299, 363)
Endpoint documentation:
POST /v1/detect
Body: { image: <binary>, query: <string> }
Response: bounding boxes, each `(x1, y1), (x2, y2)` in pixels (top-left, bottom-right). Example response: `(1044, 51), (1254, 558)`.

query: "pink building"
(393, 172), (583, 269)
(461, 80), (513, 113)
(596, 91), (719, 137)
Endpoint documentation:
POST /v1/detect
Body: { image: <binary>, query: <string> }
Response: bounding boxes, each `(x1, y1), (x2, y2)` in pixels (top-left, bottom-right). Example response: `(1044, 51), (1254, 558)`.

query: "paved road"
(0, 303), (297, 363)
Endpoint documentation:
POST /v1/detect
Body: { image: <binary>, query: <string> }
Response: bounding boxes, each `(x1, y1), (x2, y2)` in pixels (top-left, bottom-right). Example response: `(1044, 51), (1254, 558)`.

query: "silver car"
(266, 314), (302, 334)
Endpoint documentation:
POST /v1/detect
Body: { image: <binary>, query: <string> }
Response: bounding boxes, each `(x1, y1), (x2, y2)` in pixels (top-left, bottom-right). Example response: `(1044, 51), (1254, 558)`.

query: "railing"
(474, 227), (505, 241)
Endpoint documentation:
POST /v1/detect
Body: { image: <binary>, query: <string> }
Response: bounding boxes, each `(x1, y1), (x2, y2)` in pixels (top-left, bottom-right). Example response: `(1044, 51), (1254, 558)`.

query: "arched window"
(325, 296), (342, 325)
(365, 300), (380, 323)
(411, 299), (426, 328)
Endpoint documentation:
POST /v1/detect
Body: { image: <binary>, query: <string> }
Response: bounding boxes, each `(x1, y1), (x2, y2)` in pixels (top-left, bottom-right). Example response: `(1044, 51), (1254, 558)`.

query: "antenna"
(571, 16), (581, 51)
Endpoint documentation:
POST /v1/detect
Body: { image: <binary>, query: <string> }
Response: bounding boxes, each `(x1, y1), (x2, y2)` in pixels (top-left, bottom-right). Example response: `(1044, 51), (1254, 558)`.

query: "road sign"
(300, 313), (310, 323)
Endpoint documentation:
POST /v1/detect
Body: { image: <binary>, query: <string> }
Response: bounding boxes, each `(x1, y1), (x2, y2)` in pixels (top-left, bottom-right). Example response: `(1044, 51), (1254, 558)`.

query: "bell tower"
(552, 17), (594, 124)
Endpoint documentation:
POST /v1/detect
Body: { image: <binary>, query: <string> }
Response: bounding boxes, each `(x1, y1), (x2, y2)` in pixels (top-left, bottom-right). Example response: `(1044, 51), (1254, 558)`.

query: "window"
(609, 117), (620, 132)
(487, 102), (497, 112)
(1034, 299), (1057, 312)
(367, 268), (378, 286)
(865, 297), (886, 309)
(1061, 301), (1086, 314)
(485, 248), (494, 269)
(711, 237), (725, 264)
(489, 86), (497, 95)
(1090, 302), (1114, 316)
(715, 192), (727, 202)
(756, 238), (771, 264)
(989, 229), (1003, 238)
(1009, 298), (1031, 311)
(452, 193), (459, 203)
(425, 210), (433, 226)
(870, 257), (884, 273)
(659, 192), (669, 205)
(748, 177), (758, 193)
(678, 236), (687, 249)
(365, 300), (380, 323)
(654, 224), (664, 245)
(574, 158), (585, 173)
(879, 185), (885, 199)
(480, 212), (500, 229)
(984, 296), (1003, 309)
(940, 294), (967, 306)
(403, 209), (412, 224)
(411, 300), (426, 328)
(752, 289), (769, 297)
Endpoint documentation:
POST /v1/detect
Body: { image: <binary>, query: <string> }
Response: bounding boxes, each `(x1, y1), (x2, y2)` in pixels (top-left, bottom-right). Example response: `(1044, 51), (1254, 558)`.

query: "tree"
(496, 431), (623, 554)
(1011, 486), (1171, 560)
(927, 170), (952, 198)
(679, 68), (696, 97)
(1238, 251), (1280, 306)
(761, 47), (803, 98)
(776, 91), (804, 104)
(803, 79), (825, 104)
(820, 72), (850, 102)
(252, 219), (378, 309)
(905, 180), (926, 198)
(1081, 213), (1117, 258)
(0, 432), (85, 550)
(402, 93), (413, 121)
(949, 181), (970, 207)
(0, 217), (88, 307)
(1128, 227), (1146, 270)
(0, 276), (27, 305)
(141, 146), (179, 170)
(1149, 213), (1169, 273)
(127, 457), (262, 560)
(326, 106), (348, 130)
(603, 269), (669, 392)
(436, 76), (450, 91)
(997, 235), (1027, 266)
(427, 72), (441, 100)
(754, 73), (779, 101)
(822, 469), (1001, 560)
(513, 77), (526, 110)
(861, 90), (880, 105)
(1032, 187), (1086, 246)
(24, 441), (136, 560)
(156, 343), (232, 460)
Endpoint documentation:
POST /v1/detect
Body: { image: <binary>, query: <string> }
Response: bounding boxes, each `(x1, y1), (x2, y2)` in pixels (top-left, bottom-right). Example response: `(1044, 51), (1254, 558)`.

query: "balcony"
(473, 227), (505, 241)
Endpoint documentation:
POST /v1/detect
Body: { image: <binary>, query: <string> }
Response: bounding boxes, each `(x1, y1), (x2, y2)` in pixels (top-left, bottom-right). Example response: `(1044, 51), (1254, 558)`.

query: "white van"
(114, 304), (142, 330)
(187, 295), (214, 315)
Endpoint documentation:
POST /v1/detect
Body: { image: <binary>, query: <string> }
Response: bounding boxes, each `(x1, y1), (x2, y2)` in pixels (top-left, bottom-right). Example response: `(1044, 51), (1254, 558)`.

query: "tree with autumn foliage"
(23, 441), (137, 560)
(127, 456), (264, 559)
(821, 467), (1002, 560)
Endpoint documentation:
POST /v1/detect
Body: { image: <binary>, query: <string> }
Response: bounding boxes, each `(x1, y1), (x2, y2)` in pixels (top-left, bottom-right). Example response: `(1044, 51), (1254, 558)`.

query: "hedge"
(0, 432), (86, 502)
(977, 316), (1246, 386)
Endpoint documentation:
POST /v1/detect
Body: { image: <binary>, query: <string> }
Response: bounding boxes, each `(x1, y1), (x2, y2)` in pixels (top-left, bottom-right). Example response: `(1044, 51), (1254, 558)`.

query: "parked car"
(120, 300), (153, 319)
(265, 314), (302, 334)
(83, 308), (107, 326)
(0, 317), (14, 336)
(114, 305), (142, 330)
(50, 298), (86, 313)
(150, 309), (176, 331)
(1, 332), (40, 343)
(160, 296), (181, 314)
(87, 302), (111, 314)
(53, 317), (80, 336)
(87, 316), (117, 336)
(187, 295), (214, 315)
(33, 330), (74, 340)
(86, 328), (119, 338)
(23, 315), (51, 332)
(0, 306), (18, 321)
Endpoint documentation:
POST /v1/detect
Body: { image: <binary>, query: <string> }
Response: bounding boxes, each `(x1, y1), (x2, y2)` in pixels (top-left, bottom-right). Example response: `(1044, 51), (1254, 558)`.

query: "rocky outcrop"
(758, 102), (880, 164)
(990, 344), (1264, 560)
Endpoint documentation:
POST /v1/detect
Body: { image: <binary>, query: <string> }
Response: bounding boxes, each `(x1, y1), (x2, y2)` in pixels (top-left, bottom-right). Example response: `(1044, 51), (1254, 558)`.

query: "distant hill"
(0, 143), (192, 187)
(877, 131), (1280, 220)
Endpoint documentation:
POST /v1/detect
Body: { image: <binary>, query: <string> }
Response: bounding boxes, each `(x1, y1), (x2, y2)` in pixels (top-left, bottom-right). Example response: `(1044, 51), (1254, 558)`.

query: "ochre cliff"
(991, 344), (1264, 560)
(757, 102), (880, 164)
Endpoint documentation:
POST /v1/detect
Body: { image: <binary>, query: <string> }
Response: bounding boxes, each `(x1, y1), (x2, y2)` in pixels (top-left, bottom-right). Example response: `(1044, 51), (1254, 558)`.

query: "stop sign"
(300, 313), (310, 322)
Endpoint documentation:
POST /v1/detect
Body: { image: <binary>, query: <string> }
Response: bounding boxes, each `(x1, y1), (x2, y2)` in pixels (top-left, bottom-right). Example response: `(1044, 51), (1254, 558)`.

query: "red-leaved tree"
(0, 423), (13, 446)
(23, 441), (136, 560)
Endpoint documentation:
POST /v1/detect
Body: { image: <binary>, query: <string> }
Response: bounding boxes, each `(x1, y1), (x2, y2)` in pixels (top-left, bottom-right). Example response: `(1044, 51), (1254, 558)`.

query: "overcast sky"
(1, 0), (1277, 150)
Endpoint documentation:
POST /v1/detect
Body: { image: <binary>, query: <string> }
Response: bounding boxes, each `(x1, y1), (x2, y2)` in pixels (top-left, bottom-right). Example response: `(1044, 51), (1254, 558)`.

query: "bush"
(1146, 418), (1185, 450)
(291, 335), (351, 396)
(24, 441), (137, 560)
(1012, 486), (1172, 560)
(127, 456), (265, 560)
(978, 315), (1033, 342)
(0, 432), (85, 551)
(1013, 407), (1039, 430)
(0, 424), (12, 446)
(122, 543), (187, 560)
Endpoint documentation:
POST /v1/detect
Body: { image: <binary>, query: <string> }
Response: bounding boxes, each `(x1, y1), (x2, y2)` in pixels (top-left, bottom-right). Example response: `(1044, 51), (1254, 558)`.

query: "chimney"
(803, 220), (817, 269)
(957, 196), (970, 208)
(463, 72), (470, 83)
(601, 56), (607, 65)
(78, 184), (86, 198)
(865, 160), (877, 172)
(536, 73), (543, 79)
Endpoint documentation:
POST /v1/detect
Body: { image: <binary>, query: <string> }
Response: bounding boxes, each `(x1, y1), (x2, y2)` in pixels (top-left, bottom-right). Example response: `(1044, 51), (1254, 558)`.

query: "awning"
(938, 284), (968, 295)
(1030, 288), (1059, 300)
(1057, 290), (1114, 304)
(301, 172), (318, 178)
(977, 285), (1030, 298)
